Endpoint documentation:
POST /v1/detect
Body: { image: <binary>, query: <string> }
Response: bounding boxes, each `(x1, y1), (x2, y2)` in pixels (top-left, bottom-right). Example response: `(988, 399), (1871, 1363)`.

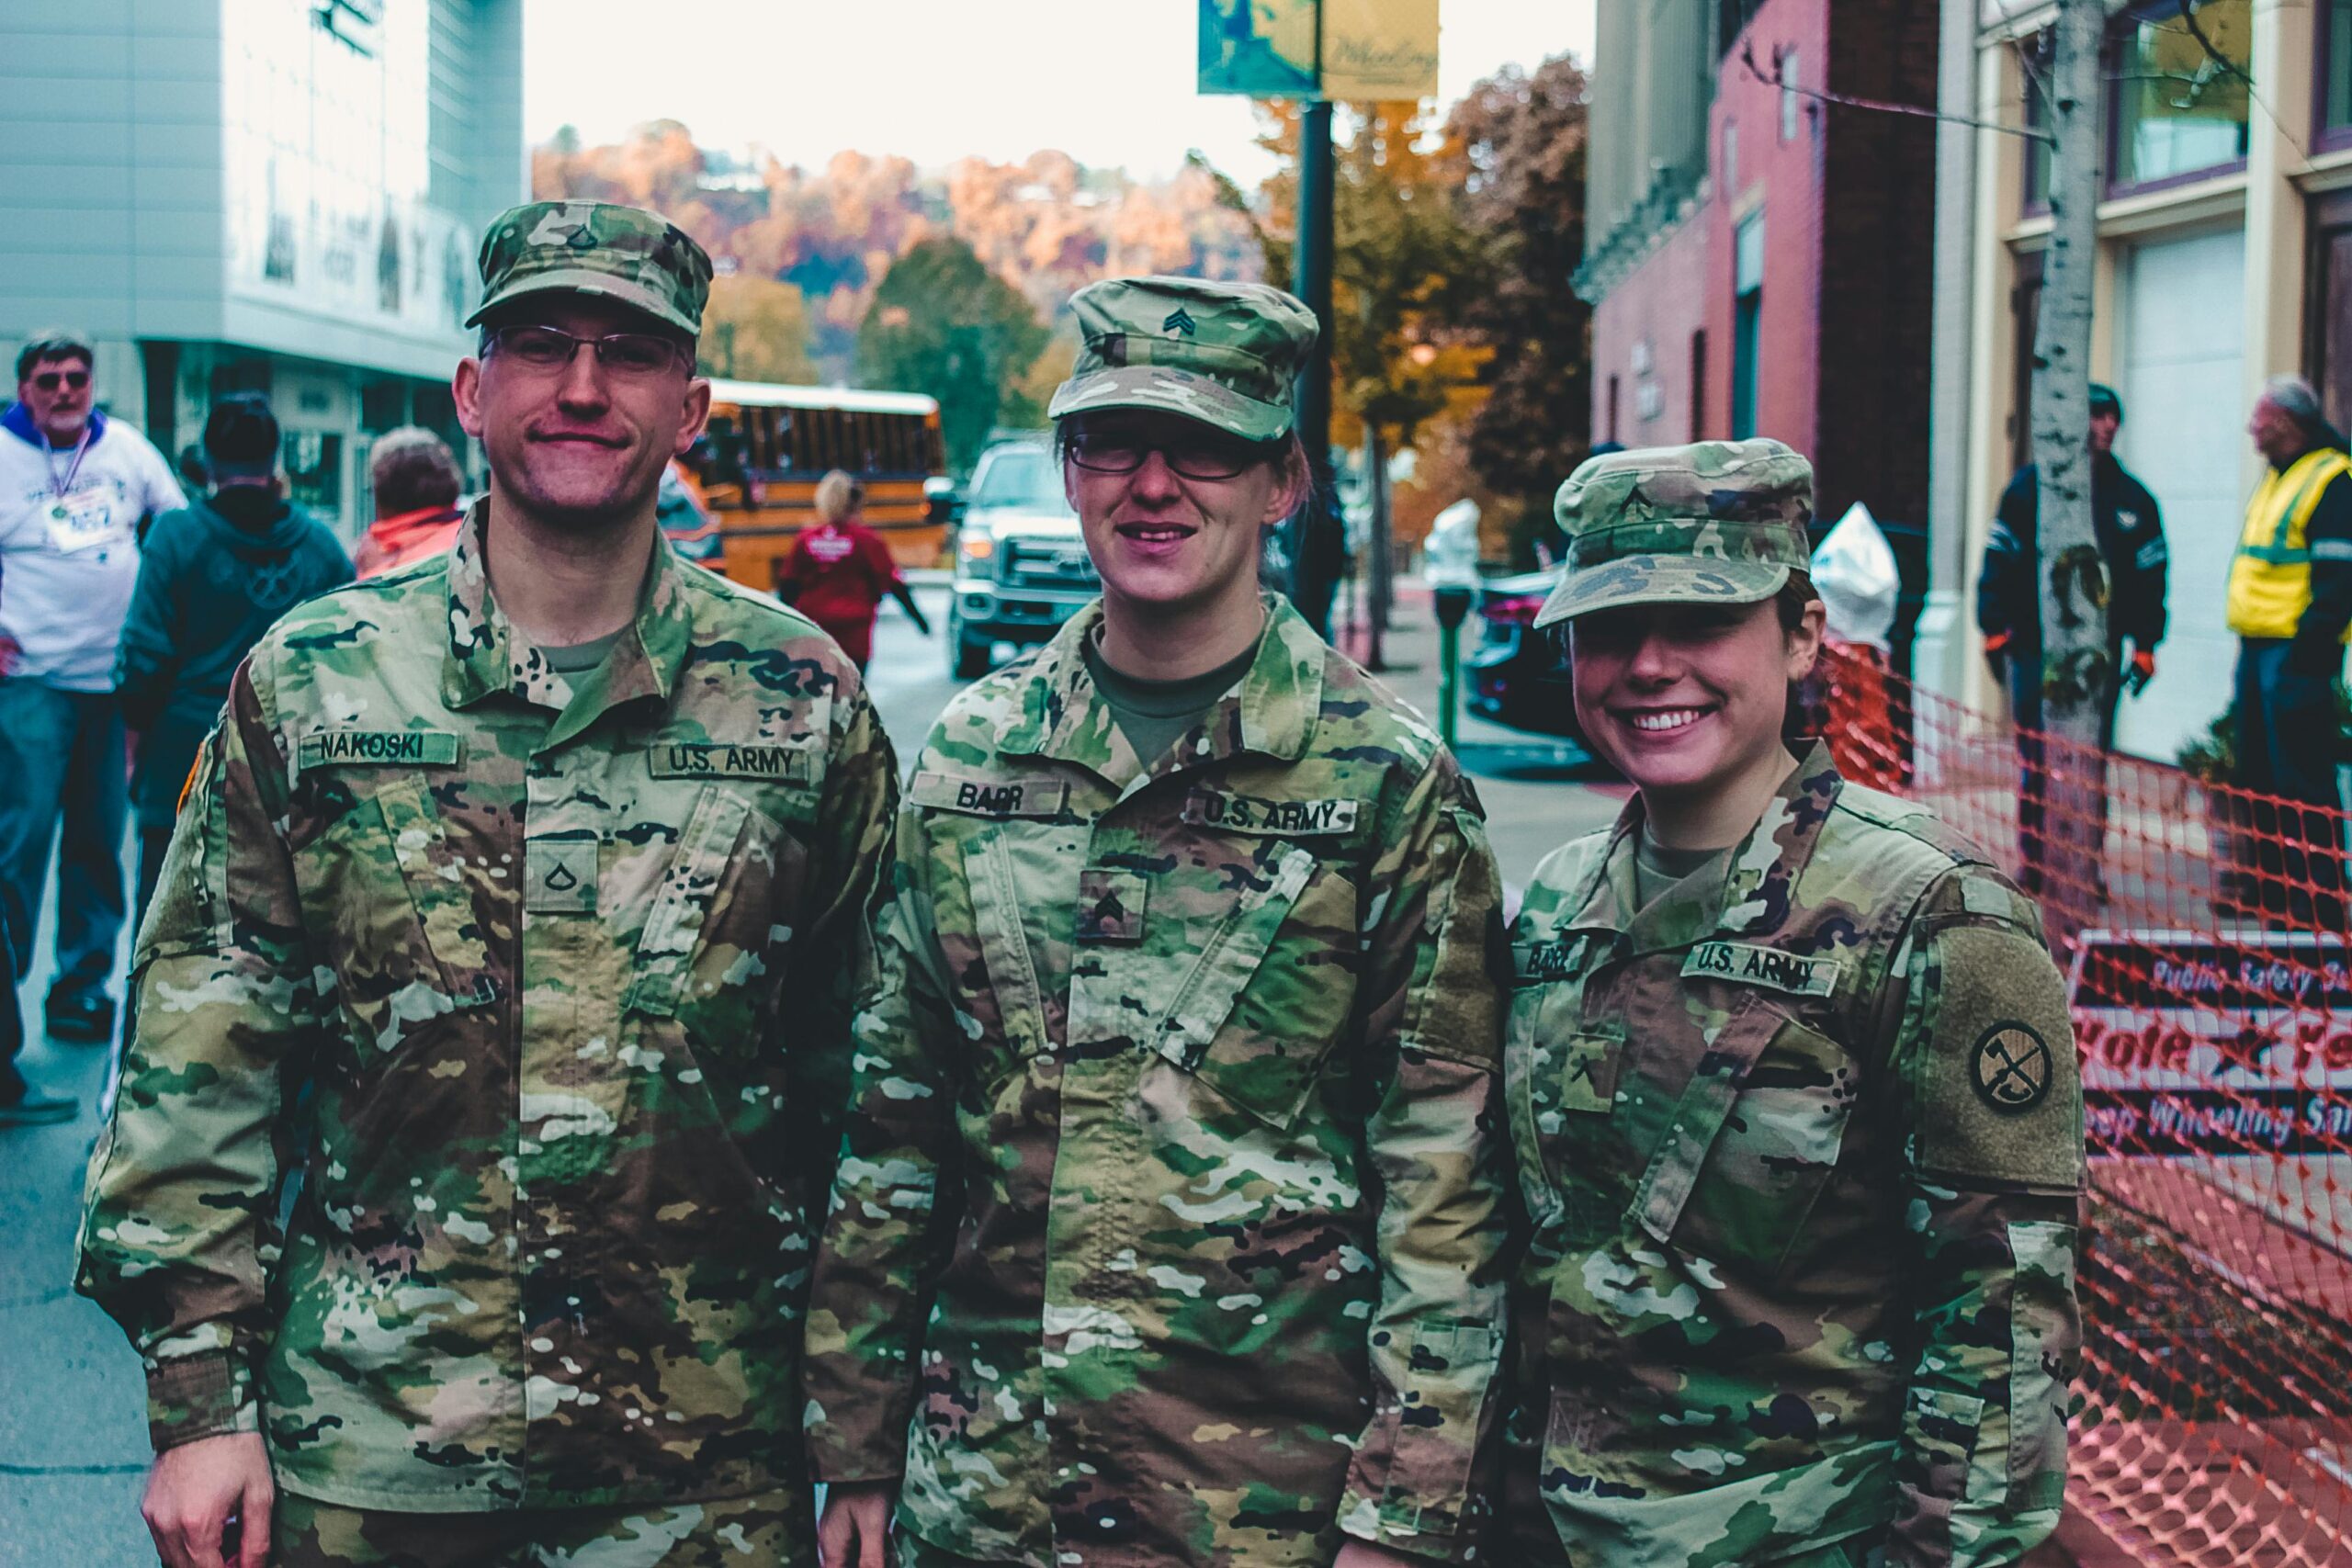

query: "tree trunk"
(2027, 0), (2110, 944)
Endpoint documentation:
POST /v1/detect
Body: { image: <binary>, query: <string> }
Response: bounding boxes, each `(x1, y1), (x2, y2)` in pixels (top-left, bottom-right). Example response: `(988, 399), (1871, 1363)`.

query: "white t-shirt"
(0, 412), (187, 692)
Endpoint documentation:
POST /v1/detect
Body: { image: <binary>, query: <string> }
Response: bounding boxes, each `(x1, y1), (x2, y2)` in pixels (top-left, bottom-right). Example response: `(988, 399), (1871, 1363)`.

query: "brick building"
(1579, 0), (1939, 535)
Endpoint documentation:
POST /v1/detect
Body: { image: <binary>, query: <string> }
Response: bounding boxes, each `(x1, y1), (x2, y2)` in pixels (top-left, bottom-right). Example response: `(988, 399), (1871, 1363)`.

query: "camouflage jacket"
(76, 505), (897, 1515)
(1499, 747), (2084, 1568)
(802, 596), (1511, 1567)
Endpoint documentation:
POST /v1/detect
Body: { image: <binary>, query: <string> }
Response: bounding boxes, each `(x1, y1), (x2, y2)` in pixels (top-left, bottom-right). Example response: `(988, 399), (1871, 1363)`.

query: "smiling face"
(1569, 594), (1824, 803)
(1063, 410), (1302, 621)
(17, 352), (93, 448)
(453, 297), (708, 533)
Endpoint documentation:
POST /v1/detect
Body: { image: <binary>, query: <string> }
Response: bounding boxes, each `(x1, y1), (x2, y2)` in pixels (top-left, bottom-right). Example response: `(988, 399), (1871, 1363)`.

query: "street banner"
(1198, 0), (1319, 96)
(1323, 0), (1440, 99)
(1197, 0), (1441, 100)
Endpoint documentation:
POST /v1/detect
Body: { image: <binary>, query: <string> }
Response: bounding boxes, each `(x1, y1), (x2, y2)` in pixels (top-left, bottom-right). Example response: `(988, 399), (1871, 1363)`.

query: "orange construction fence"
(1815, 642), (2352, 1568)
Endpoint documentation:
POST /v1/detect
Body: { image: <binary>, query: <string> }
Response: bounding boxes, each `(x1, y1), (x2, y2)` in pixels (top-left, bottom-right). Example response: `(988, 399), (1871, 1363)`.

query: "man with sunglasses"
(1, 333), (185, 1113)
(77, 201), (898, 1567)
(808, 276), (1510, 1568)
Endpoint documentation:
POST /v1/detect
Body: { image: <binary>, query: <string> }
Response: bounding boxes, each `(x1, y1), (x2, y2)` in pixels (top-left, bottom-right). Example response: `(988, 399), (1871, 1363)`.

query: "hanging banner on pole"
(1198, 0), (1320, 96)
(1322, 0), (1440, 99)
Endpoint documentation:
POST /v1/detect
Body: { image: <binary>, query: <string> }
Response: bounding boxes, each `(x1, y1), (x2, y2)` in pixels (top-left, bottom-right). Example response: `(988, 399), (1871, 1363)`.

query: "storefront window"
(2110, 0), (2252, 192)
(284, 431), (345, 518)
(2326, 0), (2352, 145)
(2021, 31), (2053, 212)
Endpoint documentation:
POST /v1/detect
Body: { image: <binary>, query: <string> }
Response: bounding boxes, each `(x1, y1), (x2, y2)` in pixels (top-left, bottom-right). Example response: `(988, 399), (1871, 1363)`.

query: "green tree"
(855, 237), (1049, 472)
(1442, 55), (1593, 563)
(697, 273), (817, 384)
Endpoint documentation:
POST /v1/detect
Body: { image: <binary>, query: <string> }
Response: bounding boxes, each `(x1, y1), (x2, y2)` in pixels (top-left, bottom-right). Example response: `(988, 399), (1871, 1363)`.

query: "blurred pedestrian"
(774, 468), (929, 668)
(77, 200), (895, 1568)
(2226, 374), (2352, 927)
(0, 554), (55, 1126)
(351, 425), (465, 578)
(1977, 383), (2169, 893)
(808, 276), (1508, 1568)
(0, 330), (184, 1061)
(1501, 439), (2084, 1565)
(116, 392), (352, 929)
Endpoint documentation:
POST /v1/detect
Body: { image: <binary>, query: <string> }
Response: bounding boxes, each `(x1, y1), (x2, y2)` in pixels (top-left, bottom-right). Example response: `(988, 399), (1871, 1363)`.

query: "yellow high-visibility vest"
(2226, 446), (2352, 639)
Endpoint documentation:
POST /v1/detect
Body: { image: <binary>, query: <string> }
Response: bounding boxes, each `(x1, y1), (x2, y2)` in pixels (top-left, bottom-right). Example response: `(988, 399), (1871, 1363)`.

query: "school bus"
(684, 379), (952, 590)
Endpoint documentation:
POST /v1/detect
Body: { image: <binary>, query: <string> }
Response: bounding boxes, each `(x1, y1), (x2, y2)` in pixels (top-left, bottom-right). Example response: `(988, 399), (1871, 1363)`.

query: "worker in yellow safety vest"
(2225, 373), (2352, 928)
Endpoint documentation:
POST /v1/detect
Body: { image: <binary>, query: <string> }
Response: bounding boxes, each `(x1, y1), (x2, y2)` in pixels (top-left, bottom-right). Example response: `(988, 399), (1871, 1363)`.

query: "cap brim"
(465, 269), (698, 337)
(1532, 557), (1789, 628)
(1048, 366), (1291, 443)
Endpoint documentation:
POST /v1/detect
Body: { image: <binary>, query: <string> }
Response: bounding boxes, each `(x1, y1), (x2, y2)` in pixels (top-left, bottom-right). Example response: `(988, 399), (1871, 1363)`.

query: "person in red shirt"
(776, 468), (930, 668)
(353, 426), (467, 579)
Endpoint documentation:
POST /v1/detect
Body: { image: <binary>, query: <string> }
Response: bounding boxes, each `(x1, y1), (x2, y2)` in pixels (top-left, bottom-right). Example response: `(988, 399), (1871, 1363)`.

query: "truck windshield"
(972, 446), (1069, 512)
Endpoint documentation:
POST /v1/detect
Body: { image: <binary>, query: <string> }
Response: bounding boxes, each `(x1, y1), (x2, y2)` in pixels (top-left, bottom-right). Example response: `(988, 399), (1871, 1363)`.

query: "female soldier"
(1501, 441), (2085, 1568)
(805, 276), (1510, 1568)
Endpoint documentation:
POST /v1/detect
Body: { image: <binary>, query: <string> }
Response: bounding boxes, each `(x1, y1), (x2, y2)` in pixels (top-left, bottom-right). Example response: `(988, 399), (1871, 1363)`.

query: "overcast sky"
(526, 0), (1596, 185)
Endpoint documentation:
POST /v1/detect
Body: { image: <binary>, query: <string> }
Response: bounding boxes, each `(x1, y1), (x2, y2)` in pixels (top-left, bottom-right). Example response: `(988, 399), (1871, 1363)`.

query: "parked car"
(1467, 565), (1582, 739)
(947, 438), (1097, 678)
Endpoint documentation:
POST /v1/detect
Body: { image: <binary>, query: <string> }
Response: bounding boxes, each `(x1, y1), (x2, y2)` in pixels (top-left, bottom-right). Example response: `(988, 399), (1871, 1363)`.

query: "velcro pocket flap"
(1151, 846), (1317, 1071)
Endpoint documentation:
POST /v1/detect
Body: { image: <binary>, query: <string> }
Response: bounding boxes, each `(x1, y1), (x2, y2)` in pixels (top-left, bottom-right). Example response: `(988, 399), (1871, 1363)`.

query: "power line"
(1737, 40), (2052, 144)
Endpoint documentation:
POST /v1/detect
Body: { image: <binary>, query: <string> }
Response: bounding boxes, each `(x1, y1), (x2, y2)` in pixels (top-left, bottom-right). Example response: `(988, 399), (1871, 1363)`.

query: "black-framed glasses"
(1066, 425), (1272, 481)
(30, 370), (90, 393)
(485, 325), (685, 378)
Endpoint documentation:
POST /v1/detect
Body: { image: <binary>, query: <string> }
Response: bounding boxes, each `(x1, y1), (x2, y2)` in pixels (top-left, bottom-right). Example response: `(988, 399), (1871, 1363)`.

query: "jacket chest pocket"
(1505, 939), (1623, 1246)
(1129, 840), (1361, 1133)
(1648, 1001), (1855, 1281)
(293, 773), (497, 1053)
(624, 784), (812, 1051)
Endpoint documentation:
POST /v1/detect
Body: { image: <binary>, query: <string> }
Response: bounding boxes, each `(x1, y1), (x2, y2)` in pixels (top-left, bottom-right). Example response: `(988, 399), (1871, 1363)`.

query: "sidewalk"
(0, 842), (157, 1568)
(1329, 579), (1628, 887)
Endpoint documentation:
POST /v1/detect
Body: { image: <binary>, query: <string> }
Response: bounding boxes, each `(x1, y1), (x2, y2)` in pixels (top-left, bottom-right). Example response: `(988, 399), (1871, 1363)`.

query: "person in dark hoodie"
(115, 393), (352, 923)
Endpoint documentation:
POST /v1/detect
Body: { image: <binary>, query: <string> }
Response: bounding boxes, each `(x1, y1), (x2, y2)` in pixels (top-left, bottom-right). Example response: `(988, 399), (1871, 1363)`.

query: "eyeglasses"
(30, 370), (90, 393)
(1066, 426), (1272, 481)
(485, 325), (685, 378)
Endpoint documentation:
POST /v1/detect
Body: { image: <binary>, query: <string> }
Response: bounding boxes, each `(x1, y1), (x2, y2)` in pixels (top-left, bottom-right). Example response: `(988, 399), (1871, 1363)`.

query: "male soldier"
(1976, 383), (2167, 890)
(77, 201), (897, 1568)
(2227, 375), (2352, 927)
(807, 276), (1510, 1568)
(1502, 441), (2085, 1566)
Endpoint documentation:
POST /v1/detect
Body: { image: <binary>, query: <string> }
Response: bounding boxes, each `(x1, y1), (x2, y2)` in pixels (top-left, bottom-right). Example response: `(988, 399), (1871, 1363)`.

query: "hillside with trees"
(534, 54), (1589, 538)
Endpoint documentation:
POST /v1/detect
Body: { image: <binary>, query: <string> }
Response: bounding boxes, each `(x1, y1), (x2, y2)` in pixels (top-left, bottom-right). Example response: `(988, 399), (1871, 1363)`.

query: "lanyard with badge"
(40, 426), (122, 556)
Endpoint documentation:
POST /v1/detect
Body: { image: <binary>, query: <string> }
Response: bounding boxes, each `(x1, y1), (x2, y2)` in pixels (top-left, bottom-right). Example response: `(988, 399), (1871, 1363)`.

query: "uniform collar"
(440, 499), (696, 741)
(1557, 740), (1846, 956)
(999, 592), (1325, 792)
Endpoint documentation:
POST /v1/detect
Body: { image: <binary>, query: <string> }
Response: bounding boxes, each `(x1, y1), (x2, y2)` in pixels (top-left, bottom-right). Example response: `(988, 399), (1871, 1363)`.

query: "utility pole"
(1286, 10), (1340, 637)
(2027, 0), (2108, 941)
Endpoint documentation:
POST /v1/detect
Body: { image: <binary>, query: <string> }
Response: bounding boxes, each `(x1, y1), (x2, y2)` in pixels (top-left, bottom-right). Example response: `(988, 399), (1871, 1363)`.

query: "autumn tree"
(698, 273), (818, 385)
(1443, 55), (1593, 565)
(856, 237), (1050, 472)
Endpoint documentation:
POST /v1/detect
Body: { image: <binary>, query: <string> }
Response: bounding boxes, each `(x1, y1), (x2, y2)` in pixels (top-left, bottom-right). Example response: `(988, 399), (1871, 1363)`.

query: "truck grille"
(1001, 539), (1099, 592)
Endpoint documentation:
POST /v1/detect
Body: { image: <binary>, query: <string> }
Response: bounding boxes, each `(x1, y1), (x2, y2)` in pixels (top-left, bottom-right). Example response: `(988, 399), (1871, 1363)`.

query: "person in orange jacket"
(353, 427), (467, 579)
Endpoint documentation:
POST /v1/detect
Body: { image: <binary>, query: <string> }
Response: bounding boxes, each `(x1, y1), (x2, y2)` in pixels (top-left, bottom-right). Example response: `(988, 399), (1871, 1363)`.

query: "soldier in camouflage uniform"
(76, 201), (898, 1567)
(805, 276), (1511, 1568)
(1499, 440), (2085, 1567)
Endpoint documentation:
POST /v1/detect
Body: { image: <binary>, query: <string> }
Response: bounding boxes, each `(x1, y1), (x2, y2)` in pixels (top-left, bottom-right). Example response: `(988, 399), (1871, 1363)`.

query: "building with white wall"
(1921, 0), (2352, 765)
(0, 0), (524, 536)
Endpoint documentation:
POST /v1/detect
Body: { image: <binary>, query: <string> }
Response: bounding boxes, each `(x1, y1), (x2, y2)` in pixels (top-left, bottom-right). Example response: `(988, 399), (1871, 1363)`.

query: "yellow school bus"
(684, 379), (952, 591)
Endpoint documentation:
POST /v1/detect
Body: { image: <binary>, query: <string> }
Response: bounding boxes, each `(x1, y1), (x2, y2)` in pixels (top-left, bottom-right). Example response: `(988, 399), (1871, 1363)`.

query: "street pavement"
(0, 576), (1627, 1566)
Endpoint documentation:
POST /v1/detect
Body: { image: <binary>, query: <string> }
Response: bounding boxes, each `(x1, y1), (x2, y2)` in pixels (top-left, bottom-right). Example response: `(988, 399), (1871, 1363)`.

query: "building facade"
(1920, 0), (2352, 765)
(1580, 0), (1939, 539)
(0, 0), (524, 536)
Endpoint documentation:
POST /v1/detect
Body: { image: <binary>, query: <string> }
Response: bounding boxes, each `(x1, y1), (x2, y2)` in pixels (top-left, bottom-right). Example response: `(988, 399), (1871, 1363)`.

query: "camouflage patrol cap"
(467, 200), (713, 337)
(1048, 276), (1318, 443)
(1532, 438), (1815, 627)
